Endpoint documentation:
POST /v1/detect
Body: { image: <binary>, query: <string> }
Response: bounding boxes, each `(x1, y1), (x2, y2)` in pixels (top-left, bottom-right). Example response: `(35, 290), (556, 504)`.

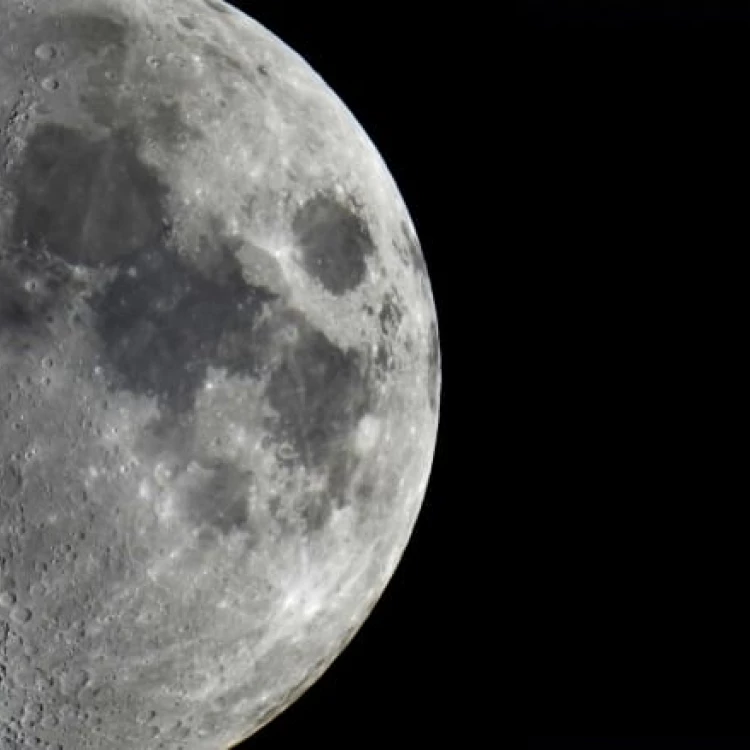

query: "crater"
(378, 290), (404, 335)
(0, 238), (86, 348)
(372, 341), (393, 378)
(57, 10), (203, 150)
(292, 194), (375, 296)
(34, 43), (58, 61)
(29, 10), (128, 77)
(52, 11), (131, 126)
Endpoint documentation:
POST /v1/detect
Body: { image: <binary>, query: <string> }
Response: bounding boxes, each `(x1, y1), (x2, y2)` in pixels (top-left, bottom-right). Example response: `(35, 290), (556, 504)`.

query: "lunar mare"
(0, 1), (440, 748)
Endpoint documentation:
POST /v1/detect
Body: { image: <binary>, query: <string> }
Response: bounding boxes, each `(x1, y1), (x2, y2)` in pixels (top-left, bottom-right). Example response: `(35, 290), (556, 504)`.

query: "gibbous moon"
(0, 0), (440, 748)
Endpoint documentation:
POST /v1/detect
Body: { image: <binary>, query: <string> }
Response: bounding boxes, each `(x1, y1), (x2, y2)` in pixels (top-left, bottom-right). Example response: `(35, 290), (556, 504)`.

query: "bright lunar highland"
(0, 0), (441, 748)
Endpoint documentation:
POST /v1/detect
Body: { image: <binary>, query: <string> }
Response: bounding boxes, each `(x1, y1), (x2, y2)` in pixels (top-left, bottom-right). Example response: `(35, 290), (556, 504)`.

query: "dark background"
(528, 740), (750, 750)
(214, 3), (458, 747)
(519, 0), (747, 733)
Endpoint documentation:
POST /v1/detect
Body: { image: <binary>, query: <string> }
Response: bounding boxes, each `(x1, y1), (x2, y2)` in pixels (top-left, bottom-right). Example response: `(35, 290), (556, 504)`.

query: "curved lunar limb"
(0, 1), (440, 748)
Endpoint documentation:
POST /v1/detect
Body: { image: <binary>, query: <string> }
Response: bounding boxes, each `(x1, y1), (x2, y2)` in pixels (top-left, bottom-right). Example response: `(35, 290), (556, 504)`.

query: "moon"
(0, 0), (440, 747)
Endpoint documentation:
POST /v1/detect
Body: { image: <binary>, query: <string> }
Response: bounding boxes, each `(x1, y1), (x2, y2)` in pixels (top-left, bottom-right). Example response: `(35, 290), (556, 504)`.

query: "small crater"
(373, 342), (392, 376)
(29, 582), (47, 597)
(60, 668), (89, 696)
(34, 43), (57, 61)
(137, 709), (157, 724)
(10, 606), (32, 624)
(378, 291), (404, 335)
(171, 721), (191, 740)
(40, 77), (59, 92)
(0, 591), (17, 608)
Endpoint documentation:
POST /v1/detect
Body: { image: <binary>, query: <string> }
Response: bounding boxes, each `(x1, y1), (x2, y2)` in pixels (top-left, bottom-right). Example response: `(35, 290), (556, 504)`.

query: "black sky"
(529, 740), (750, 749)
(519, 0), (748, 733)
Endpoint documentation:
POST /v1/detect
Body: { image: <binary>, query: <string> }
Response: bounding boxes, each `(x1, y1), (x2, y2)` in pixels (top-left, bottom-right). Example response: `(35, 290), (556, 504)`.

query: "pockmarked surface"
(0, 1), (440, 748)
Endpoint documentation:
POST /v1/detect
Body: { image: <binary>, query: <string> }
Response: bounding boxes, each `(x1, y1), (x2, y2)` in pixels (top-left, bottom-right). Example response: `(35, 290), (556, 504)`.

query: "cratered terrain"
(0, 0), (441, 748)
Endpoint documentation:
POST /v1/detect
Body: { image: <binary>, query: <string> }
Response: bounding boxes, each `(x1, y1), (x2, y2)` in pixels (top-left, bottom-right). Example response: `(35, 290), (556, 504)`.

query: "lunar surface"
(0, 0), (440, 748)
